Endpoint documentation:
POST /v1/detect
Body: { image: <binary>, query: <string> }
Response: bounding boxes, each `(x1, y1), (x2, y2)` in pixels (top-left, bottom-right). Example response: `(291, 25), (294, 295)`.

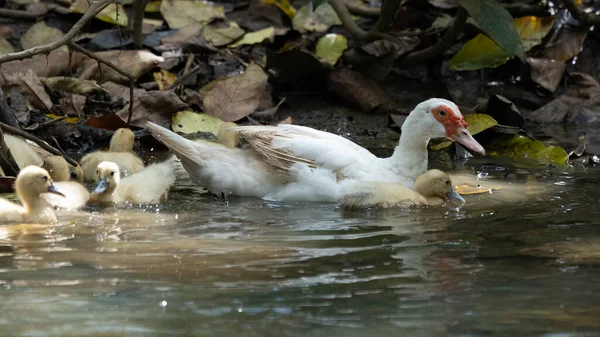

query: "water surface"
(1, 155), (599, 337)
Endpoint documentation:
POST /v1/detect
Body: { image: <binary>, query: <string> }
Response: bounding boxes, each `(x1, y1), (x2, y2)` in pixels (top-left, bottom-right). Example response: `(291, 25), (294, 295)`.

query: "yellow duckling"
(80, 128), (144, 182)
(0, 165), (65, 224)
(341, 169), (465, 209)
(89, 160), (175, 205)
(40, 156), (89, 210)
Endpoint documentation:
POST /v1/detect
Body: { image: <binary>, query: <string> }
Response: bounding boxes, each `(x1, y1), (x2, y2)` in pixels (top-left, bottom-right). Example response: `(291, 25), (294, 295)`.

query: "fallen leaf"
(315, 33), (348, 66)
(485, 134), (569, 165)
(251, 97), (286, 122)
(458, 0), (526, 61)
(264, 0), (296, 19)
(145, 0), (161, 12)
(104, 82), (188, 127)
(16, 70), (53, 112)
(326, 69), (397, 113)
(70, 0), (129, 26)
(483, 94), (524, 127)
(568, 133), (588, 157)
(9, 88), (30, 125)
(59, 94), (87, 118)
(20, 21), (68, 53)
(44, 113), (80, 124)
(202, 21), (245, 47)
(143, 18), (165, 34)
(78, 50), (165, 84)
(160, 0), (225, 29)
(203, 62), (269, 122)
(292, 3), (341, 33)
(0, 39), (15, 55)
(40, 77), (108, 97)
(153, 69), (178, 90)
(172, 110), (225, 135)
(85, 113), (128, 130)
(161, 23), (204, 43)
(229, 27), (275, 48)
(526, 73), (600, 124)
(450, 16), (555, 71)
(360, 38), (420, 58)
(528, 58), (566, 92)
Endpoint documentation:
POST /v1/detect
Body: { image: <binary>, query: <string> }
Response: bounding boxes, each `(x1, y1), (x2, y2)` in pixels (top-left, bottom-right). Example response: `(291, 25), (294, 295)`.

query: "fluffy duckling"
(80, 128), (144, 182)
(0, 166), (65, 224)
(40, 156), (89, 210)
(341, 169), (465, 209)
(89, 160), (175, 205)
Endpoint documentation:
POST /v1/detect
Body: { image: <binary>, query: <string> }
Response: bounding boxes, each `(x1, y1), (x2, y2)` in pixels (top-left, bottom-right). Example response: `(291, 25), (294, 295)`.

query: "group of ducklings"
(0, 127), (465, 225)
(0, 128), (175, 225)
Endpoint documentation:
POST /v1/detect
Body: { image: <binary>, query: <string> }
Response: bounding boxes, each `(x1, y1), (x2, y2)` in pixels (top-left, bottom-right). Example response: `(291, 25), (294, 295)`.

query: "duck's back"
(341, 181), (425, 208)
(0, 199), (24, 222)
(117, 160), (176, 204)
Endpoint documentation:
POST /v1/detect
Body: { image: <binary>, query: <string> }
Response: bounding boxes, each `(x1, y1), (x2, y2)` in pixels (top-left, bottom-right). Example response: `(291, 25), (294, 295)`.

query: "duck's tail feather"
(146, 122), (209, 164)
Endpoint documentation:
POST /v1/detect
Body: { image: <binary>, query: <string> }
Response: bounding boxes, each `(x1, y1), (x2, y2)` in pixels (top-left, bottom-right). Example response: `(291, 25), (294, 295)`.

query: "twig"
(329, 0), (402, 42)
(132, 0), (149, 49)
(67, 41), (136, 126)
(0, 8), (39, 19)
(0, 122), (78, 167)
(346, 4), (380, 17)
(398, 7), (468, 63)
(25, 116), (67, 131)
(562, 0), (600, 25)
(0, 0), (113, 64)
(167, 64), (202, 90)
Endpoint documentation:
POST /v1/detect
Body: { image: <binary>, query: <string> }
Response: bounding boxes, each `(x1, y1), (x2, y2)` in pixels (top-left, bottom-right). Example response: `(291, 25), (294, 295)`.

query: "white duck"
(0, 166), (64, 224)
(146, 98), (485, 201)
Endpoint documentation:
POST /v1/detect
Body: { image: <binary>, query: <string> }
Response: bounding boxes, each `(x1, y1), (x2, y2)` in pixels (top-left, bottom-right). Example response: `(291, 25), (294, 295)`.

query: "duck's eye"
(42, 176), (48, 182)
(439, 110), (446, 116)
(110, 171), (115, 177)
(445, 179), (450, 185)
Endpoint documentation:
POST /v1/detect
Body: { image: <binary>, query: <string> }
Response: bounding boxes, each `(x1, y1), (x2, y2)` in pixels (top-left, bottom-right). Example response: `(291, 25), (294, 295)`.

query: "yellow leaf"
(172, 110), (224, 135)
(450, 16), (555, 71)
(264, 0), (296, 19)
(486, 134), (569, 165)
(153, 70), (178, 90)
(160, 0), (224, 29)
(44, 114), (80, 124)
(315, 33), (348, 66)
(70, 0), (128, 26)
(145, 0), (161, 12)
(229, 27), (275, 48)
(292, 3), (341, 33)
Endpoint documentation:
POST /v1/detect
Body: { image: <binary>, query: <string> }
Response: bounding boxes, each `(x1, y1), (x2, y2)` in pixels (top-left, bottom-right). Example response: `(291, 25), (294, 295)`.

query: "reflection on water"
(1, 156), (600, 336)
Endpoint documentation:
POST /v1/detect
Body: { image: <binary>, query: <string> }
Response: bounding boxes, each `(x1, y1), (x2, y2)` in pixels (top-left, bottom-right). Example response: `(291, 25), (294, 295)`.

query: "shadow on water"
(1, 155), (600, 336)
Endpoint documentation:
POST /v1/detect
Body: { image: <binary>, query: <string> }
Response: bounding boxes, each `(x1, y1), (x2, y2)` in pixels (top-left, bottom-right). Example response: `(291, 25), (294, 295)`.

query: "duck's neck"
(388, 126), (431, 184)
(22, 194), (55, 222)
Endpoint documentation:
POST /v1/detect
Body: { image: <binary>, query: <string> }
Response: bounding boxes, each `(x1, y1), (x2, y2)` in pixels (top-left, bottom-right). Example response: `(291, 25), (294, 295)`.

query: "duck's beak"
(449, 127), (485, 155)
(93, 178), (108, 194)
(445, 187), (466, 205)
(47, 182), (65, 197)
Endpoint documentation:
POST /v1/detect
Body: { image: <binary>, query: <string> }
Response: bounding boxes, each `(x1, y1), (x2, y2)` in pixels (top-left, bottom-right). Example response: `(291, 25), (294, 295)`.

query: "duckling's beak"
(446, 187), (466, 204)
(449, 127), (485, 155)
(47, 183), (65, 197)
(93, 178), (108, 194)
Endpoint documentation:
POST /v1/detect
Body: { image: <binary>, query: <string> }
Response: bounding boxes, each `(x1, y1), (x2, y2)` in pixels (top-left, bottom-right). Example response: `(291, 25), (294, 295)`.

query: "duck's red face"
(432, 105), (485, 155)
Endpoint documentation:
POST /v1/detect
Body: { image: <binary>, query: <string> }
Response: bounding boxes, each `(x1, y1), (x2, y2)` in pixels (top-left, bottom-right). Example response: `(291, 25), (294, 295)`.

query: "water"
(1, 156), (600, 337)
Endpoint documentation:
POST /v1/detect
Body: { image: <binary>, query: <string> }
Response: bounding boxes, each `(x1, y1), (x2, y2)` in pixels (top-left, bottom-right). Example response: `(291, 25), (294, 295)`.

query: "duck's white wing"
(232, 124), (384, 180)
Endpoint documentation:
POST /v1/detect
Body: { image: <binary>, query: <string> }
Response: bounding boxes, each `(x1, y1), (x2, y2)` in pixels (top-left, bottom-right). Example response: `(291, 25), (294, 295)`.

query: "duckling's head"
(41, 156), (70, 182)
(414, 169), (465, 204)
(69, 163), (84, 184)
(92, 161), (120, 195)
(109, 128), (135, 152)
(15, 166), (64, 201)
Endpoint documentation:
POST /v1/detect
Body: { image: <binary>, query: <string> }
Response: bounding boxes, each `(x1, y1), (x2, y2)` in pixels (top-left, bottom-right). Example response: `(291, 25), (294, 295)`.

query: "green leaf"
(160, 0), (224, 29)
(430, 114), (497, 150)
(486, 134), (569, 165)
(310, 0), (329, 9)
(292, 3), (341, 33)
(315, 33), (348, 65)
(229, 27), (275, 48)
(450, 15), (555, 71)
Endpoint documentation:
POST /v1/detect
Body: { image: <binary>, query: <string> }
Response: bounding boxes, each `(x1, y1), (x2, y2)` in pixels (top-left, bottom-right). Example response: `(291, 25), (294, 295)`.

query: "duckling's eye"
(110, 171), (115, 177)
(42, 175), (48, 182)
(445, 179), (450, 185)
(70, 172), (78, 179)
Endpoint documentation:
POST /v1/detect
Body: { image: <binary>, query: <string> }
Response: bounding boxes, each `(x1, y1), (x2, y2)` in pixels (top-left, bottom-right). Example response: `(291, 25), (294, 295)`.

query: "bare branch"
(0, 0), (113, 64)
(132, 0), (149, 48)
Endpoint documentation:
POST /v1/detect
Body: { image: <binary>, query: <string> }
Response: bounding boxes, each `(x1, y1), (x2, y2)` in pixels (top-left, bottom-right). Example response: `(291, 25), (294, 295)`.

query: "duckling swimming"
(0, 166), (64, 224)
(89, 160), (175, 205)
(40, 156), (89, 210)
(80, 128), (144, 182)
(341, 169), (465, 209)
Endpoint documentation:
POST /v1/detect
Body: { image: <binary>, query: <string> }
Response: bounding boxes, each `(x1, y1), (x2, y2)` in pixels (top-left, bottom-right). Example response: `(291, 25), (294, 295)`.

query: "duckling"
(0, 166), (65, 224)
(40, 156), (89, 210)
(341, 169), (465, 209)
(89, 160), (175, 205)
(80, 128), (144, 182)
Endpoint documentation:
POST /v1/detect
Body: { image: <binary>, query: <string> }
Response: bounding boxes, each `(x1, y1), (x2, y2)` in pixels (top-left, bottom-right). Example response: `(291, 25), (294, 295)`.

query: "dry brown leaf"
(78, 50), (165, 84)
(160, 0), (225, 29)
(10, 70), (53, 112)
(0, 50), (77, 88)
(527, 58), (566, 92)
(360, 38), (420, 58)
(0, 39), (15, 55)
(104, 82), (189, 127)
(203, 63), (269, 122)
(326, 69), (396, 113)
(59, 94), (87, 118)
(9, 88), (29, 125)
(161, 24), (205, 44)
(20, 22), (68, 53)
